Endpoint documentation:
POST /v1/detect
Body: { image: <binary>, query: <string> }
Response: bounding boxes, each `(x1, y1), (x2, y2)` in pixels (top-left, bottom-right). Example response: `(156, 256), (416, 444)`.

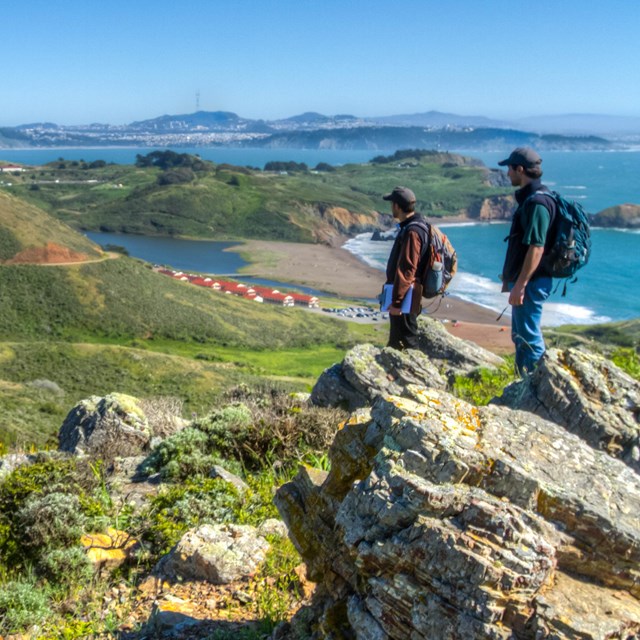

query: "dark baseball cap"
(382, 186), (416, 207)
(497, 147), (542, 168)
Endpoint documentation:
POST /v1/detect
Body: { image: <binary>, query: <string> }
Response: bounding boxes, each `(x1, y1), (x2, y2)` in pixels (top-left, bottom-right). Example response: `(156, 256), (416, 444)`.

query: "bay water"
(4, 147), (640, 325)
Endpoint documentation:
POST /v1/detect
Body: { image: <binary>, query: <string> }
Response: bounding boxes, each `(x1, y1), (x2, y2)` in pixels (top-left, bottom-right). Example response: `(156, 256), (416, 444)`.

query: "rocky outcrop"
(58, 393), (151, 458)
(310, 343), (447, 410)
(414, 316), (506, 374)
(156, 524), (270, 584)
(592, 203), (640, 228)
(462, 194), (514, 221)
(302, 203), (384, 244)
(311, 319), (505, 410)
(275, 385), (640, 639)
(493, 347), (640, 473)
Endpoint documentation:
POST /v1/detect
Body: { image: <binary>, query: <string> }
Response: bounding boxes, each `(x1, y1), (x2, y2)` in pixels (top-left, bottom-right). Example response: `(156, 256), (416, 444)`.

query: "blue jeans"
(510, 277), (552, 375)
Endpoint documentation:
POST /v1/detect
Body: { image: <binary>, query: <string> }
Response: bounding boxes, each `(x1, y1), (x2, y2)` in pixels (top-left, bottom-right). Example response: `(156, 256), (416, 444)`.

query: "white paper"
(380, 284), (413, 313)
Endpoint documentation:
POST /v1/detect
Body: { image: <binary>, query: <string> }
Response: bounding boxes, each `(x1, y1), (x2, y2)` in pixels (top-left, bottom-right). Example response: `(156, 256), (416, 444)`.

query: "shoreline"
(230, 239), (513, 354)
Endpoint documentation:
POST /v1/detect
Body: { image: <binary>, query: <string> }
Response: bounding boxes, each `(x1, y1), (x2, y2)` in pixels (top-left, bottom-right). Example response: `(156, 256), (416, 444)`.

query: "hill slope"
(7, 151), (511, 243)
(0, 190), (101, 262)
(0, 257), (358, 349)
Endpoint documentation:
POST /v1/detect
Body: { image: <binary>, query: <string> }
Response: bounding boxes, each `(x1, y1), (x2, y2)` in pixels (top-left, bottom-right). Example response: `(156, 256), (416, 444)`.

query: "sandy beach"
(230, 240), (513, 355)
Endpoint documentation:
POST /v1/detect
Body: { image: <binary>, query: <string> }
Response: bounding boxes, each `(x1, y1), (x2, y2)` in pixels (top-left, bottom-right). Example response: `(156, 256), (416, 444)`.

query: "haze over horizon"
(3, 0), (640, 127)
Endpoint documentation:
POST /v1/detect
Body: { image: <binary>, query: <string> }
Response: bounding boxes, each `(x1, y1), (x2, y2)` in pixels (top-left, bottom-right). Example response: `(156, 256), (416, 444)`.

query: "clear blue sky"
(3, 0), (639, 126)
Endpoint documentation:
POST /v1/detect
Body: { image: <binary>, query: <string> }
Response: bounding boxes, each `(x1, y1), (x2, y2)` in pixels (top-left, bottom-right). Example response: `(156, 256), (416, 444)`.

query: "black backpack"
(529, 190), (592, 280)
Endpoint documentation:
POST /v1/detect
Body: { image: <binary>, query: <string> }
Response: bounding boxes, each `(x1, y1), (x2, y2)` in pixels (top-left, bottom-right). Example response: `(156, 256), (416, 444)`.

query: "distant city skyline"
(3, 0), (640, 126)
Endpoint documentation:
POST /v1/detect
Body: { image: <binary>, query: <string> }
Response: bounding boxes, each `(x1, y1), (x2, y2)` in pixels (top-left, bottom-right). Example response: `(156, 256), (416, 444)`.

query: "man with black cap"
(382, 186), (428, 350)
(499, 147), (556, 375)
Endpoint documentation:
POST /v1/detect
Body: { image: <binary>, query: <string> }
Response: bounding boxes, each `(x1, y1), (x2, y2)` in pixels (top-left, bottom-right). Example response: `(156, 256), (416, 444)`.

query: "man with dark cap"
(499, 147), (556, 375)
(382, 186), (428, 350)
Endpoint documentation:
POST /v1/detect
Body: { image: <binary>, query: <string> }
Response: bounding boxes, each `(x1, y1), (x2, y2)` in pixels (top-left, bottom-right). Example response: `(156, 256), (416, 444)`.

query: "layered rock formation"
(277, 366), (640, 638)
(494, 348), (640, 473)
(311, 317), (505, 410)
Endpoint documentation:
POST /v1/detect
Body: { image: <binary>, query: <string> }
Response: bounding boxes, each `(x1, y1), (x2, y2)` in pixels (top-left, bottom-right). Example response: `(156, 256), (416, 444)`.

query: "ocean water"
(345, 150), (640, 326)
(345, 224), (640, 327)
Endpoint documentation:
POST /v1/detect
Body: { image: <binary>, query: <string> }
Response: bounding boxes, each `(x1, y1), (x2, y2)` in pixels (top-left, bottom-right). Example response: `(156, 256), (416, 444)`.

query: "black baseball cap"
(497, 147), (542, 168)
(382, 186), (416, 207)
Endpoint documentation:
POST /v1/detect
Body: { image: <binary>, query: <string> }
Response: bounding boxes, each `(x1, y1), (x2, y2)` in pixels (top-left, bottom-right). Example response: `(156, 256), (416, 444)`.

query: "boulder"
(58, 393), (151, 457)
(414, 315), (505, 375)
(275, 384), (640, 639)
(0, 453), (36, 479)
(310, 320), (505, 410)
(157, 524), (270, 584)
(310, 343), (447, 409)
(493, 348), (640, 473)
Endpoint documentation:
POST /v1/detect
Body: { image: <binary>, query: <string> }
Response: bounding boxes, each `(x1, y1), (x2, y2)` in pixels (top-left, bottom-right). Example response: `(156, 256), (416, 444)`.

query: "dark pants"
(388, 313), (419, 350)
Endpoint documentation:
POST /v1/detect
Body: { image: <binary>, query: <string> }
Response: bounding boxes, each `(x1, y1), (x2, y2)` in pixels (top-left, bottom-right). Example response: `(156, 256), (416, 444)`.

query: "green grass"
(0, 191), (100, 259)
(0, 337), (355, 449)
(546, 318), (640, 351)
(0, 257), (364, 349)
(7, 152), (509, 242)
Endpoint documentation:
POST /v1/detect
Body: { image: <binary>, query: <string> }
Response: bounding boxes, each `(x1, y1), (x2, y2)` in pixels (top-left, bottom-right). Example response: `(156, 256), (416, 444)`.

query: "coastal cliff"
(592, 203), (640, 228)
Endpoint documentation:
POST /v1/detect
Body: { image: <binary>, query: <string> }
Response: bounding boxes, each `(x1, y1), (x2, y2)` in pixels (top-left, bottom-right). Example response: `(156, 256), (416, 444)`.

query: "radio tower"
(195, 90), (200, 113)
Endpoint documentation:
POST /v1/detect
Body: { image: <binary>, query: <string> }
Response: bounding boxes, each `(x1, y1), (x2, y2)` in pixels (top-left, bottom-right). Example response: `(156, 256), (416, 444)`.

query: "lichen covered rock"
(276, 384), (640, 639)
(311, 318), (505, 410)
(494, 347), (640, 473)
(58, 392), (151, 457)
(157, 524), (270, 584)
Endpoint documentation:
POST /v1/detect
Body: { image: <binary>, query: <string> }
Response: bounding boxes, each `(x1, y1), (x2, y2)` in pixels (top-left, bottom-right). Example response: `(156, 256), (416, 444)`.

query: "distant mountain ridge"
(1, 109), (637, 150)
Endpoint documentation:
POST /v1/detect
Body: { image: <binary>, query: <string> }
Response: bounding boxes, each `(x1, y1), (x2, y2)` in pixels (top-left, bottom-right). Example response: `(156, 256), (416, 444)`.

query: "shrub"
(452, 363), (516, 406)
(611, 347), (640, 379)
(139, 396), (184, 439)
(134, 478), (241, 556)
(0, 456), (81, 565)
(18, 492), (87, 550)
(140, 427), (236, 480)
(0, 576), (51, 634)
(37, 546), (93, 588)
(157, 167), (196, 185)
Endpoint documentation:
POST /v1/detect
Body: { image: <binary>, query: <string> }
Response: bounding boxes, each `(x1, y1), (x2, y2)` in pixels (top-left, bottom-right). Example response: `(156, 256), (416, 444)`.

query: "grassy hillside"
(546, 318), (640, 350)
(6, 151), (509, 242)
(0, 191), (101, 261)
(0, 200), (383, 448)
(0, 341), (354, 449)
(0, 257), (365, 348)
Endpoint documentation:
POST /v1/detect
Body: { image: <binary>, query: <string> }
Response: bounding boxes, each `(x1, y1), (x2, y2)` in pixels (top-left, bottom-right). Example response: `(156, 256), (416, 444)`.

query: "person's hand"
(388, 305), (403, 316)
(509, 283), (526, 306)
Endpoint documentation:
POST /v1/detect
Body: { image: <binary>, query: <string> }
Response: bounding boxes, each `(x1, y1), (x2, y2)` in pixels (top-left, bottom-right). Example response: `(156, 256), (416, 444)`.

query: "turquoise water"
(466, 150), (640, 213)
(345, 225), (639, 326)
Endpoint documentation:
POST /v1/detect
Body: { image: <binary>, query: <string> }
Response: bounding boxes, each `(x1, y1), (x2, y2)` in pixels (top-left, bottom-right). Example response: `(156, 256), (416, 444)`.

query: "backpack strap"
(405, 219), (432, 277)
(526, 189), (557, 226)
